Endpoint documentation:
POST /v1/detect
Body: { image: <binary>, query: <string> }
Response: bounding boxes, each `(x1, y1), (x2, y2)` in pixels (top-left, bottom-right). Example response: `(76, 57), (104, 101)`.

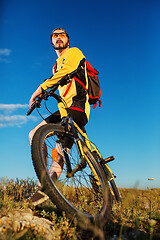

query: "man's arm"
(29, 85), (43, 109)
(41, 48), (85, 91)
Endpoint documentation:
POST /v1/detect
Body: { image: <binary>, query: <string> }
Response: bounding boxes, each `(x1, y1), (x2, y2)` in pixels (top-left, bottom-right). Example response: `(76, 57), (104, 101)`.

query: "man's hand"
(29, 86), (43, 109)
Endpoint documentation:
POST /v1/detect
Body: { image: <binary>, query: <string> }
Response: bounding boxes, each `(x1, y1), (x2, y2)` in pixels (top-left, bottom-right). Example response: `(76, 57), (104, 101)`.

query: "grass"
(110, 188), (160, 239)
(0, 177), (160, 239)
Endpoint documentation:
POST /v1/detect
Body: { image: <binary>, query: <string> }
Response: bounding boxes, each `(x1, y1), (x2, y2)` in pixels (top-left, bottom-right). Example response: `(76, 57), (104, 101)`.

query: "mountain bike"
(27, 78), (121, 225)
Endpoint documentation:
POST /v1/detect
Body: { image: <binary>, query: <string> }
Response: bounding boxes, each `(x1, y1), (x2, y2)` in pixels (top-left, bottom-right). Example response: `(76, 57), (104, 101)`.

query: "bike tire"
(102, 165), (122, 205)
(31, 123), (111, 224)
(110, 179), (122, 204)
(91, 151), (122, 205)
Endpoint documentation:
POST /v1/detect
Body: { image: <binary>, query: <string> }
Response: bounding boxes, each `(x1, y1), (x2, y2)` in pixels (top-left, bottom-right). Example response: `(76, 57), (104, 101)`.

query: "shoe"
(28, 188), (49, 206)
(52, 147), (58, 161)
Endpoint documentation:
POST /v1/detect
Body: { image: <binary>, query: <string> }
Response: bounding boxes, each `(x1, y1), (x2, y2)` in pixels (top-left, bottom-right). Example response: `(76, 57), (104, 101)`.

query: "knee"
(29, 129), (34, 145)
(28, 120), (47, 145)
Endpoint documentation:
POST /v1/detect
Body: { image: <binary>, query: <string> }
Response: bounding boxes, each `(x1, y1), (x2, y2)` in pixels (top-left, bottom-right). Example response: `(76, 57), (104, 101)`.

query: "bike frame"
(67, 117), (116, 183)
(27, 85), (116, 183)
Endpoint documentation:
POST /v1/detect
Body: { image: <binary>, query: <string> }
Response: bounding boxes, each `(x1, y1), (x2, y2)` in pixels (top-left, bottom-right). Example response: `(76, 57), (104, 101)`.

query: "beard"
(52, 40), (69, 50)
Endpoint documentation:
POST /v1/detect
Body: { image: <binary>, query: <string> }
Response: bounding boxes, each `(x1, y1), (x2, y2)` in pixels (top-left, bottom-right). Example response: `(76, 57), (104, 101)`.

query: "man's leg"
(49, 143), (64, 179)
(29, 120), (47, 145)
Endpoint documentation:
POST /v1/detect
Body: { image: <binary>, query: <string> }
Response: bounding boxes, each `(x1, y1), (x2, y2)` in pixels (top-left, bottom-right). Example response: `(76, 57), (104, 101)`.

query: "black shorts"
(44, 109), (88, 148)
(45, 109), (88, 128)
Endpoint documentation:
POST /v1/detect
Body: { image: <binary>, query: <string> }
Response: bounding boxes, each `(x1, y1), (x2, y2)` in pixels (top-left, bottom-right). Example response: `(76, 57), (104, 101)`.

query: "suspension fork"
(59, 118), (86, 178)
(59, 142), (72, 174)
(68, 117), (86, 158)
(62, 140), (86, 178)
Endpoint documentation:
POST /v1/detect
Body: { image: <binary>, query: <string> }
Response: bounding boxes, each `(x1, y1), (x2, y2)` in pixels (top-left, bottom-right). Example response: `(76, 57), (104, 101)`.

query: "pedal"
(101, 156), (115, 164)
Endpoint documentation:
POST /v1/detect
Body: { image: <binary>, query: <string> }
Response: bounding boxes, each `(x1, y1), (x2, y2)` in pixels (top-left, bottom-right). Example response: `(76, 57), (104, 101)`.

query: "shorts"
(44, 109), (88, 148)
(45, 109), (88, 128)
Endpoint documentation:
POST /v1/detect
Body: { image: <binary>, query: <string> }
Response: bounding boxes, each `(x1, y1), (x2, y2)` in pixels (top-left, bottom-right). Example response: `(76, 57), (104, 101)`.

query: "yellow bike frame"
(72, 120), (115, 183)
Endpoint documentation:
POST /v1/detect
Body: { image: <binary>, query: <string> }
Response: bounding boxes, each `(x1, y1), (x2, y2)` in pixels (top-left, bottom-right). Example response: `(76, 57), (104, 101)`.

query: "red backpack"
(85, 61), (101, 108)
(54, 59), (102, 108)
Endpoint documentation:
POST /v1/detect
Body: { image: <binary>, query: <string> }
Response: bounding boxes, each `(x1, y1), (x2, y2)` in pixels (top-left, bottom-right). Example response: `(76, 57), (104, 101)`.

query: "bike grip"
(26, 104), (35, 116)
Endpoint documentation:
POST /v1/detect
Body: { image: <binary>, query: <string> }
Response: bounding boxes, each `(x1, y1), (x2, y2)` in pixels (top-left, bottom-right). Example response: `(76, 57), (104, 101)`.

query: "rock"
(0, 209), (56, 240)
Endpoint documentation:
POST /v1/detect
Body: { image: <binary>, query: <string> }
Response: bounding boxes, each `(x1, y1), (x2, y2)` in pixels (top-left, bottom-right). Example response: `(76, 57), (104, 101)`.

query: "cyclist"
(28, 27), (90, 205)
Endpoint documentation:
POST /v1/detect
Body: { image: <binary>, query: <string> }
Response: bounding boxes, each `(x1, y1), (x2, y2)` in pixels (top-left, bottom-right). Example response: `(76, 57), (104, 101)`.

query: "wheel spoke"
(32, 124), (111, 222)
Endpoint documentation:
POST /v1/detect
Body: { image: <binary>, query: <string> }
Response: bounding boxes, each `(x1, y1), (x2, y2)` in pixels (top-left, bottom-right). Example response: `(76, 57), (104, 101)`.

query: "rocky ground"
(0, 179), (159, 240)
(0, 209), (57, 240)
(0, 208), (157, 240)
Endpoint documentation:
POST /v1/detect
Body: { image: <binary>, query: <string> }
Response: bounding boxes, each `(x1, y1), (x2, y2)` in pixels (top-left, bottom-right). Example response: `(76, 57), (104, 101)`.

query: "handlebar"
(26, 82), (61, 116)
(26, 101), (37, 116)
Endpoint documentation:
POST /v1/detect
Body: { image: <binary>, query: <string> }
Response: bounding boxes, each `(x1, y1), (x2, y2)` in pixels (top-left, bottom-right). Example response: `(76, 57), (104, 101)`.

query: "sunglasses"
(52, 32), (67, 38)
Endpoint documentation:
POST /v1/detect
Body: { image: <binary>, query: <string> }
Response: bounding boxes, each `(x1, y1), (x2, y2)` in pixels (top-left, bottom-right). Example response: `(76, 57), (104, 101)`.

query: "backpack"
(53, 59), (102, 108)
(85, 61), (101, 108)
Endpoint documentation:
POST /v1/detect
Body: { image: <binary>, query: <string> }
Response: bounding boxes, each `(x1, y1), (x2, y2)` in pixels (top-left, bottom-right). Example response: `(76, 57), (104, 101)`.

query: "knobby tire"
(31, 123), (111, 224)
(92, 151), (121, 205)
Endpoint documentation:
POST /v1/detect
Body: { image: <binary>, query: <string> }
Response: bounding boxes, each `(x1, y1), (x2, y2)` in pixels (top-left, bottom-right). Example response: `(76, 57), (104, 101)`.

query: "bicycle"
(27, 77), (121, 225)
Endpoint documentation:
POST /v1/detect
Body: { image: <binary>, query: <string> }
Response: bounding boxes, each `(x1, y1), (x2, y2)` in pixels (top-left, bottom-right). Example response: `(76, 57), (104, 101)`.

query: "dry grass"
(109, 188), (160, 239)
(0, 177), (160, 239)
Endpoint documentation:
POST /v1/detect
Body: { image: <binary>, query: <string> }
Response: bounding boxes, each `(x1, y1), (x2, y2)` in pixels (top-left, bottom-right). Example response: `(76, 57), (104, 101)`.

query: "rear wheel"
(31, 124), (111, 224)
(92, 151), (122, 205)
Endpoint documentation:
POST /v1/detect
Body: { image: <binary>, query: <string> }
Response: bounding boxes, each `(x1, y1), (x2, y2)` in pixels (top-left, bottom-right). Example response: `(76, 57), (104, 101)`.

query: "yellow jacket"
(41, 47), (90, 120)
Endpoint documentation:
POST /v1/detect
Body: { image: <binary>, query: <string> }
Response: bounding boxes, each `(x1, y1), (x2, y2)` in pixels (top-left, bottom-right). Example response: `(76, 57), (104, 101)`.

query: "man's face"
(51, 30), (69, 50)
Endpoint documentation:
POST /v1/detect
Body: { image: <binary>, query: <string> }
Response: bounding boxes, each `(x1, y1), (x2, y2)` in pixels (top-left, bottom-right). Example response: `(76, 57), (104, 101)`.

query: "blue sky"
(0, 0), (160, 189)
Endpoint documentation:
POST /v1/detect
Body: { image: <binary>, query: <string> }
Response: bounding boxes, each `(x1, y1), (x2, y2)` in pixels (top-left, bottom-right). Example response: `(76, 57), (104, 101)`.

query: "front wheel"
(31, 124), (111, 224)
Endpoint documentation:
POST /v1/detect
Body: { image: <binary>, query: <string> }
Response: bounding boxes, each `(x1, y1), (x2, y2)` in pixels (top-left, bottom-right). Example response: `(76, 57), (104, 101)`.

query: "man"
(28, 28), (90, 205)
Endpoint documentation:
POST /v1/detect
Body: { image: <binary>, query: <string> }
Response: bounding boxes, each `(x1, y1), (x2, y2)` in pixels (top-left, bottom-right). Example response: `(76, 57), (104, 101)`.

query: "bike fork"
(59, 117), (87, 178)
(59, 139), (86, 178)
(59, 142), (72, 174)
